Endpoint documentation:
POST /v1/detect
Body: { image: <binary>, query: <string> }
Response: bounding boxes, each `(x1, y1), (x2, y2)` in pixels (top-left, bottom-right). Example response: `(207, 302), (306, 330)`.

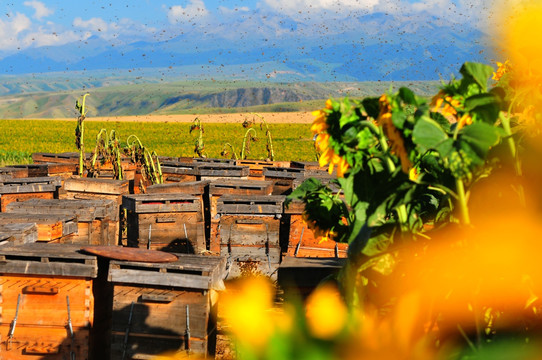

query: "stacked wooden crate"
(5, 198), (118, 245)
(61, 177), (130, 245)
(123, 194), (206, 253)
(8, 163), (76, 179)
(0, 213), (77, 243)
(160, 161), (199, 183)
(263, 166), (305, 195)
(0, 243), (97, 359)
(147, 180), (211, 248)
(209, 180), (273, 253)
(197, 163), (250, 182)
(106, 254), (227, 358)
(0, 167), (28, 179)
(217, 194), (284, 280)
(0, 176), (62, 212)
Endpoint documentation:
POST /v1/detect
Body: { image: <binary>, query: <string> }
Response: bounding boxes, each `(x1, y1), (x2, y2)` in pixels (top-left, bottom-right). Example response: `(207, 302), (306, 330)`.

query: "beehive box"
(62, 177), (130, 244)
(217, 195), (284, 280)
(5, 198), (118, 245)
(263, 167), (305, 195)
(193, 158), (236, 165)
(208, 180), (273, 253)
(197, 164), (250, 182)
(123, 194), (205, 253)
(8, 163), (76, 179)
(0, 213), (78, 242)
(0, 243), (97, 359)
(0, 176), (62, 212)
(160, 161), (199, 183)
(31, 152), (85, 165)
(106, 254), (227, 358)
(283, 199), (348, 258)
(147, 181), (211, 248)
(0, 167), (29, 179)
(235, 160), (290, 180)
(0, 223), (38, 245)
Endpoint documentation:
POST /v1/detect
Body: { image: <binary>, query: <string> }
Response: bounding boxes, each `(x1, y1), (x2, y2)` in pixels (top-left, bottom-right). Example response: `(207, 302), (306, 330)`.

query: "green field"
(0, 119), (316, 165)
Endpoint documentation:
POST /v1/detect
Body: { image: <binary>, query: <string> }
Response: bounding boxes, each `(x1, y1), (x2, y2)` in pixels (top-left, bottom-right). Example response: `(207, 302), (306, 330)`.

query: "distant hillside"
(0, 79), (440, 119)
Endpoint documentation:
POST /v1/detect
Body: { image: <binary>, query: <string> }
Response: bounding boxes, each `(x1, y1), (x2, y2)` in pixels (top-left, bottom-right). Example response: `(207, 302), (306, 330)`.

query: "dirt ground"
(82, 112), (314, 124)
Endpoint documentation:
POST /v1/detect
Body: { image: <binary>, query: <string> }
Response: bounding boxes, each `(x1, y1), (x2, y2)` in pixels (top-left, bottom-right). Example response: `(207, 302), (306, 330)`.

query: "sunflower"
(492, 60), (510, 81)
(431, 90), (461, 118)
(377, 94), (412, 173)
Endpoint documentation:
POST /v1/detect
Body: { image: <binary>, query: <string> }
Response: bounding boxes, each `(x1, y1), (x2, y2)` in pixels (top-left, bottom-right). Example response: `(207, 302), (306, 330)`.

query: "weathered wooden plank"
(0, 223), (38, 244)
(0, 192), (55, 212)
(147, 180), (209, 195)
(64, 176), (129, 195)
(219, 216), (280, 247)
(193, 157), (235, 165)
(31, 152), (86, 164)
(290, 161), (325, 170)
(0, 243), (98, 277)
(216, 195), (284, 215)
(5, 198), (117, 221)
(221, 246), (281, 262)
(196, 164), (250, 178)
(108, 268), (212, 289)
(209, 179), (273, 196)
(0, 167), (28, 178)
(225, 259), (280, 280)
(0, 176), (62, 187)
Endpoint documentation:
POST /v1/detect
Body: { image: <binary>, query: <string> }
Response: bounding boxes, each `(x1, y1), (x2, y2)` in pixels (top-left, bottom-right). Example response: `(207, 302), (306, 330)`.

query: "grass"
(0, 119), (317, 165)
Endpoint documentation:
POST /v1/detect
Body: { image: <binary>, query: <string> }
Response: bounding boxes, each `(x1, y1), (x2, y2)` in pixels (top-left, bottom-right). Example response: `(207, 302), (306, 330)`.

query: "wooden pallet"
(105, 254), (226, 358)
(0, 243), (96, 359)
(123, 194), (206, 253)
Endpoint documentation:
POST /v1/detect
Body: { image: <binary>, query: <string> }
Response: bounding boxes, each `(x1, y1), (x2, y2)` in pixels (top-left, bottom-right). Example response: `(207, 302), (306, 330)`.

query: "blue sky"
(0, 0), (494, 53)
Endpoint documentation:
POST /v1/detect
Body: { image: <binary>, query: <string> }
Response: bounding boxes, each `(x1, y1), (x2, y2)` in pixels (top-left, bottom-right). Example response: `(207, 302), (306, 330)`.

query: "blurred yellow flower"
(311, 110), (328, 134)
(492, 60), (510, 81)
(409, 167), (419, 182)
(431, 91), (460, 118)
(221, 276), (275, 348)
(457, 113), (472, 129)
(305, 283), (348, 339)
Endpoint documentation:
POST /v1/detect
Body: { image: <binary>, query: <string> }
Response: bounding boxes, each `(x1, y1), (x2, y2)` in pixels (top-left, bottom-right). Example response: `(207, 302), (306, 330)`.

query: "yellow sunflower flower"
(431, 91), (461, 117)
(305, 283), (348, 339)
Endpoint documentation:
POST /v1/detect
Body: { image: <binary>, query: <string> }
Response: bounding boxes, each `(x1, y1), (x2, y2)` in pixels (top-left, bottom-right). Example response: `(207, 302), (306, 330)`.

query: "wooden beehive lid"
(6, 198), (117, 221)
(0, 223), (38, 244)
(235, 159), (291, 169)
(0, 176), (62, 194)
(263, 166), (305, 179)
(160, 161), (199, 175)
(283, 199), (305, 214)
(64, 176), (130, 195)
(122, 193), (201, 214)
(196, 163), (250, 177)
(290, 161), (326, 170)
(292, 173), (338, 189)
(32, 152), (88, 164)
(0, 213), (78, 237)
(210, 179), (273, 196)
(0, 243), (97, 277)
(217, 194), (285, 215)
(9, 163), (76, 177)
(0, 167), (29, 179)
(108, 254), (227, 290)
(193, 157), (236, 165)
(146, 180), (210, 195)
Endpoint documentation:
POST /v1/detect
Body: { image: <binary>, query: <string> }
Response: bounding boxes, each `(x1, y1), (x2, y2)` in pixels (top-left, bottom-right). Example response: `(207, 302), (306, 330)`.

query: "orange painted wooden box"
(8, 163), (77, 179)
(104, 254), (226, 359)
(123, 194), (206, 254)
(216, 195), (284, 280)
(0, 243), (97, 359)
(0, 176), (62, 212)
(283, 199), (348, 258)
(0, 213), (78, 242)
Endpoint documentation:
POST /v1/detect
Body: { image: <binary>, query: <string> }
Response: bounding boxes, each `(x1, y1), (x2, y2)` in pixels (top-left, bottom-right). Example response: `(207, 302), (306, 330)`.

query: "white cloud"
(73, 17), (156, 42)
(0, 13), (32, 50)
(262, 0), (380, 15)
(23, 0), (54, 20)
(167, 0), (210, 24)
